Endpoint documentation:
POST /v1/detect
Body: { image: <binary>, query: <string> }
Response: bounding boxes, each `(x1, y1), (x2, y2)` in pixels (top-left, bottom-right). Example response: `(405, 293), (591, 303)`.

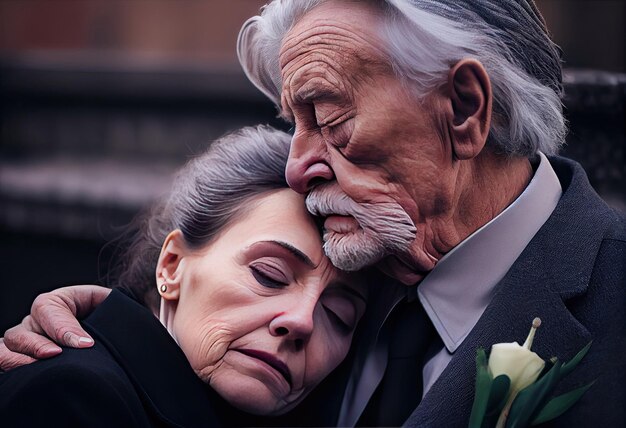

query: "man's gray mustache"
(305, 183), (417, 251)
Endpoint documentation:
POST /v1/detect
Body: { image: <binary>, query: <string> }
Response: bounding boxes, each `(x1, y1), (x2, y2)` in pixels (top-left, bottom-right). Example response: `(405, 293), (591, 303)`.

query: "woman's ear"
(155, 230), (188, 301)
(446, 58), (492, 160)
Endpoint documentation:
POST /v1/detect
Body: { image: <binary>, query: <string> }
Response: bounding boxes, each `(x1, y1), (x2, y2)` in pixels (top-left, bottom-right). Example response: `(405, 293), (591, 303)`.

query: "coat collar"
(405, 156), (615, 427)
(83, 289), (225, 428)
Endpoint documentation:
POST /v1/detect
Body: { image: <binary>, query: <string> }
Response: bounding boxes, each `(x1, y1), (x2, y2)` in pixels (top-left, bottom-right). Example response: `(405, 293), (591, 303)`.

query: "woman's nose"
(269, 303), (316, 350)
(285, 133), (335, 193)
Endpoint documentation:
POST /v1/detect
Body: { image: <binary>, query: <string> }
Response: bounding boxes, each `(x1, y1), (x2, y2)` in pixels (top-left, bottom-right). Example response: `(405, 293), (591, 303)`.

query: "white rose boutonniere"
(469, 318), (593, 428)
(489, 318), (545, 426)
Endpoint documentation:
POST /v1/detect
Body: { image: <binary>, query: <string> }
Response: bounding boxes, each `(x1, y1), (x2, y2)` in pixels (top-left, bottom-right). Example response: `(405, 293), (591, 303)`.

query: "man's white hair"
(237, 0), (566, 157)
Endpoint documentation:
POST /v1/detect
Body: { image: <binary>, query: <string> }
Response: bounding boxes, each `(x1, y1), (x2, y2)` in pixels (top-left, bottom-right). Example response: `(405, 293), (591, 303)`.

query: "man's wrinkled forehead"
(277, 0), (392, 122)
(278, 1), (387, 72)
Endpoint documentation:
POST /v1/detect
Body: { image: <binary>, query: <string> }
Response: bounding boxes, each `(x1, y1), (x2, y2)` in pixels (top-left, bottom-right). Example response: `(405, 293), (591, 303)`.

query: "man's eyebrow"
(294, 85), (341, 104)
(266, 240), (315, 268)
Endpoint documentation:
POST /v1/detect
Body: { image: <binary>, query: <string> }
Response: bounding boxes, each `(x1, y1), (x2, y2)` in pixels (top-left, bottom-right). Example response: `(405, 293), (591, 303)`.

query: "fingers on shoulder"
(31, 288), (98, 347)
(0, 338), (37, 371)
(3, 318), (62, 359)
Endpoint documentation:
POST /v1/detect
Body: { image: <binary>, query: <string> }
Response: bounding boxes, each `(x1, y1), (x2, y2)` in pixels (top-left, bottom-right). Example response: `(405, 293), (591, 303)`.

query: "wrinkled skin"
(3, 190), (367, 416)
(280, 1), (532, 284)
(1, 285), (108, 370)
(156, 189), (366, 415)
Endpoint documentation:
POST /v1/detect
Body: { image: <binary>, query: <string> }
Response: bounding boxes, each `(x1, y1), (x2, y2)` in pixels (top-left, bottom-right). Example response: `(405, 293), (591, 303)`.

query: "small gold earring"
(160, 283), (168, 293)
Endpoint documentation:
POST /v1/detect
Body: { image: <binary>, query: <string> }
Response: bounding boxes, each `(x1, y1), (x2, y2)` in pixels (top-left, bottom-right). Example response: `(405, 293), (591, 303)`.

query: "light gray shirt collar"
(417, 152), (562, 353)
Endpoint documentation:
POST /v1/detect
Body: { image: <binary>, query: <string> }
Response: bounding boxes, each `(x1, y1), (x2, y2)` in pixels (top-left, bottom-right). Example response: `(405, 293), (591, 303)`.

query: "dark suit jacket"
(403, 156), (626, 427)
(0, 289), (225, 428)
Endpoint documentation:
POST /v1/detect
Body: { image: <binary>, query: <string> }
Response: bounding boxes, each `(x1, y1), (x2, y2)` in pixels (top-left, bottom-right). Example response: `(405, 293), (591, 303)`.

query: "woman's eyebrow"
(263, 240), (315, 268)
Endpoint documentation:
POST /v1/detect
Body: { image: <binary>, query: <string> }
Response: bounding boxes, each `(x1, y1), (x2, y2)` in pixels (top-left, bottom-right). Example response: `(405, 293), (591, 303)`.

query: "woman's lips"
(236, 349), (292, 386)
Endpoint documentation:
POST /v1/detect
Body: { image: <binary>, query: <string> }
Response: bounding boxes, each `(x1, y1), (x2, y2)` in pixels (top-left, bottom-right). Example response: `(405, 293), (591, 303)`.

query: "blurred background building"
(1, 0), (624, 332)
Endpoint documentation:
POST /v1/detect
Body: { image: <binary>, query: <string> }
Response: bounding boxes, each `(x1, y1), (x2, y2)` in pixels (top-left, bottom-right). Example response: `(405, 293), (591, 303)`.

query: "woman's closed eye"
(322, 295), (358, 334)
(249, 262), (290, 288)
(323, 306), (352, 334)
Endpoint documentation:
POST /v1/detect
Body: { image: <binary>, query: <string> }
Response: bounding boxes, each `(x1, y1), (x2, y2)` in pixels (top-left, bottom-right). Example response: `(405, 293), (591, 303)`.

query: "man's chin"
(376, 255), (428, 285)
(324, 243), (383, 272)
(323, 229), (386, 272)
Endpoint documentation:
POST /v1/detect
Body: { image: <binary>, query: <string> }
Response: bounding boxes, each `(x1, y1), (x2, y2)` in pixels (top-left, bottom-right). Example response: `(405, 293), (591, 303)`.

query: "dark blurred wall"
(1, 1), (623, 71)
(1, 1), (624, 333)
(538, 0), (625, 72)
(0, 0), (272, 332)
(0, 1), (266, 63)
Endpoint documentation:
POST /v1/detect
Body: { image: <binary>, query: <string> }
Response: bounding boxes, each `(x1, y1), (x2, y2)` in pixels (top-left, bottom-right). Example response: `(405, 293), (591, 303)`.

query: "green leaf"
(469, 348), (494, 428)
(531, 382), (594, 425)
(507, 342), (594, 427)
(483, 375), (511, 427)
(506, 361), (563, 428)
(487, 375), (511, 415)
(559, 341), (592, 379)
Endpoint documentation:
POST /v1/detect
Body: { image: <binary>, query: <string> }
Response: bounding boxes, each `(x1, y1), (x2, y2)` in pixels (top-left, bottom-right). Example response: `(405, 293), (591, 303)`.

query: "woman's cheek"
(176, 318), (237, 383)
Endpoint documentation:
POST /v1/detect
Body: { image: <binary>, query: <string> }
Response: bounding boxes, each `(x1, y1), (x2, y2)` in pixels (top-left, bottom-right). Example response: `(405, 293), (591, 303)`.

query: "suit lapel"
(405, 157), (613, 427)
(406, 264), (592, 427)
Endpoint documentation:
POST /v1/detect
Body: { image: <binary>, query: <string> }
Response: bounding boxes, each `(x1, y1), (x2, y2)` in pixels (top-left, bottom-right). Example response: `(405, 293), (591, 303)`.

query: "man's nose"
(286, 132), (334, 193)
(269, 301), (316, 351)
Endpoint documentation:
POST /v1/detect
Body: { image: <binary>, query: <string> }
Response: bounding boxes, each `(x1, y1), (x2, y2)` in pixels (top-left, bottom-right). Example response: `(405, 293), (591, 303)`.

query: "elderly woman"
(0, 126), (368, 427)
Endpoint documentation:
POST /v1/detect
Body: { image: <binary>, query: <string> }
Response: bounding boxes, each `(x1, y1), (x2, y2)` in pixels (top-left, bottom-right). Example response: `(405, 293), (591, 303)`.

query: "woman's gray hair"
(237, 0), (566, 157)
(113, 125), (291, 310)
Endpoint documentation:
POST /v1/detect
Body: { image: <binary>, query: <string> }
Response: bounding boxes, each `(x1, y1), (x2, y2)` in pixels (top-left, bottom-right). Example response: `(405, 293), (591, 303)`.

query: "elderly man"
(236, 1), (625, 425)
(1, 1), (624, 426)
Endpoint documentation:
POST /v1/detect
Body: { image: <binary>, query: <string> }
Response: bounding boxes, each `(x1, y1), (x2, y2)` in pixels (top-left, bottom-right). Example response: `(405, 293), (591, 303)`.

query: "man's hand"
(0, 337), (36, 371)
(1, 285), (111, 370)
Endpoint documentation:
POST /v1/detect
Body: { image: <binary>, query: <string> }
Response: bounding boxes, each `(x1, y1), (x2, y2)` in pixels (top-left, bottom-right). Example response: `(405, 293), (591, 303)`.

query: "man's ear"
(155, 230), (188, 301)
(446, 58), (492, 160)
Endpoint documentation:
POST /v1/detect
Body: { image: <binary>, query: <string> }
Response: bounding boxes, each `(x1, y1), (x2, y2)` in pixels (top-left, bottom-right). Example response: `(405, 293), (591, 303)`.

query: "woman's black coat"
(0, 289), (225, 428)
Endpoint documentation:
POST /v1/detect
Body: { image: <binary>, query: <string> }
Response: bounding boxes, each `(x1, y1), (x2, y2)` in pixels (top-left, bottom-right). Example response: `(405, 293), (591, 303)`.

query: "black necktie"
(357, 298), (437, 427)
